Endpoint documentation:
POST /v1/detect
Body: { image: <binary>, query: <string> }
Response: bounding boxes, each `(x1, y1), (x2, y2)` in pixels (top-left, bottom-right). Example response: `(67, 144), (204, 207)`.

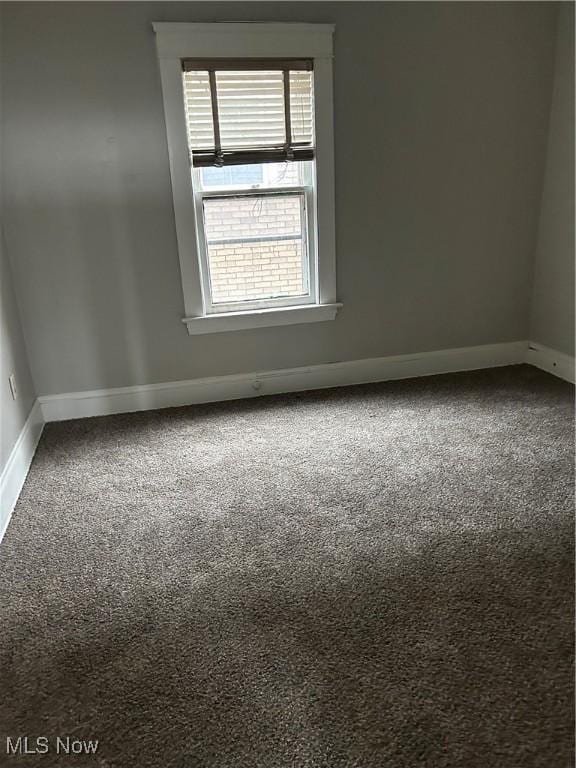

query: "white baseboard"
(1, 340), (566, 541)
(525, 342), (575, 384)
(0, 400), (45, 544)
(39, 341), (528, 422)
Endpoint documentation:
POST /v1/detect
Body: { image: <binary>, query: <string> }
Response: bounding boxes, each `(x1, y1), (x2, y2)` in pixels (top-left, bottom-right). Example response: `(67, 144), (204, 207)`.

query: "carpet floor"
(0, 364), (573, 768)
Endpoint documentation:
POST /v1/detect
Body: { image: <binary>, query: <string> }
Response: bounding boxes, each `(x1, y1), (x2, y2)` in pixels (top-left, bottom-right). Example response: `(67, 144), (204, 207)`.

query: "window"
(154, 23), (339, 334)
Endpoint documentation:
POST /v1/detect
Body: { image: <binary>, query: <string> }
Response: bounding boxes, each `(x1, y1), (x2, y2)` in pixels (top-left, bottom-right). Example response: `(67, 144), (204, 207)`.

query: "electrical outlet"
(8, 373), (18, 400)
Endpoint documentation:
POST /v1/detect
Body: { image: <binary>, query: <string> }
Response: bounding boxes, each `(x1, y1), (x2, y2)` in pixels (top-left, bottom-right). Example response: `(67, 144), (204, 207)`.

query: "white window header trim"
(152, 23), (335, 60)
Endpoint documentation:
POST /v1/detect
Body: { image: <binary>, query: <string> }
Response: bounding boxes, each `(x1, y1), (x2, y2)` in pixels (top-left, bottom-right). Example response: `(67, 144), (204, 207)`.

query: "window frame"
(193, 165), (317, 315)
(153, 22), (340, 335)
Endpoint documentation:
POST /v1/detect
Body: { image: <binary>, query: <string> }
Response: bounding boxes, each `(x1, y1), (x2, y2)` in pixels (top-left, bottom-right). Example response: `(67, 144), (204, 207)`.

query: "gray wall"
(529, 2), (575, 357)
(1, 2), (558, 396)
(0, 227), (36, 472)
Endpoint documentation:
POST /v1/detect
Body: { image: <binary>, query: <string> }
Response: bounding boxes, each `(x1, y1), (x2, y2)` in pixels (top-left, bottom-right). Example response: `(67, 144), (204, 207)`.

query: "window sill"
(182, 302), (342, 335)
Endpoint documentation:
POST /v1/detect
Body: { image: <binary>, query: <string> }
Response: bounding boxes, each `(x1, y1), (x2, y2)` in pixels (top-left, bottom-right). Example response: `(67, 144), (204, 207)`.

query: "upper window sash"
(182, 59), (315, 168)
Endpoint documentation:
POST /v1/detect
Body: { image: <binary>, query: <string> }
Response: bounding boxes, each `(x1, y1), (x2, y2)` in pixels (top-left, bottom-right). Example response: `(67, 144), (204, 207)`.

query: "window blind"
(182, 59), (314, 167)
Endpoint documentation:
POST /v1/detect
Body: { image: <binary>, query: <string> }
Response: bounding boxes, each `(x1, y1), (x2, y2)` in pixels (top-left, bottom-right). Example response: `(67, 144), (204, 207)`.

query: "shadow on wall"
(3, 20), (183, 396)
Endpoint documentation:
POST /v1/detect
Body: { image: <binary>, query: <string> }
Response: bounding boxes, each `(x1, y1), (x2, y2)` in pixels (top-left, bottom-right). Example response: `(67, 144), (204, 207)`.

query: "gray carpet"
(0, 364), (573, 768)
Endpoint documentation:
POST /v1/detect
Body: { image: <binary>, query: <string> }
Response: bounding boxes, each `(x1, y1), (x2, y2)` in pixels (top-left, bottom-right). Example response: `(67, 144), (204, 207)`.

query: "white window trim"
(153, 22), (340, 335)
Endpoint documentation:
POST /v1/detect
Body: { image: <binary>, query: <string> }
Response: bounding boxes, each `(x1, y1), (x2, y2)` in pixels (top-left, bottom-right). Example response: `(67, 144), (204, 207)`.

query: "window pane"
(199, 161), (310, 190)
(202, 165), (263, 188)
(203, 194), (308, 305)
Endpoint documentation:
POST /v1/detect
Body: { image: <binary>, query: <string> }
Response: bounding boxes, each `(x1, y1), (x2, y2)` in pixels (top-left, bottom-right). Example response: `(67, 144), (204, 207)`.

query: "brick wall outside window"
(204, 194), (307, 304)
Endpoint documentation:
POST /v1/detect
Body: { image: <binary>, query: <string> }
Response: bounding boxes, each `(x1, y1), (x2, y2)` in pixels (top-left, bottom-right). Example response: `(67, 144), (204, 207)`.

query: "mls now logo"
(6, 736), (99, 756)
